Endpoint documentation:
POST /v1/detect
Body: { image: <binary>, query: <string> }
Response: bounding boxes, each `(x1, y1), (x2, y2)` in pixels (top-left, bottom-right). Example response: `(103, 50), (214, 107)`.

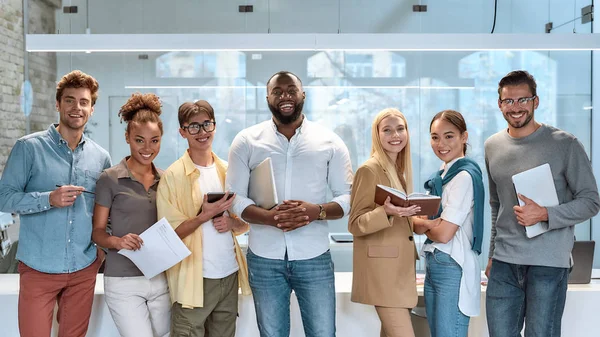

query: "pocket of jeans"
(367, 245), (399, 258)
(432, 250), (457, 266)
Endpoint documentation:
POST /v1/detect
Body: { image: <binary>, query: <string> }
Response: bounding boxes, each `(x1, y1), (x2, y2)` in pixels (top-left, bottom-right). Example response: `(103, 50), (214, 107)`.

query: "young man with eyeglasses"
(156, 100), (251, 337)
(226, 71), (353, 337)
(484, 70), (600, 337)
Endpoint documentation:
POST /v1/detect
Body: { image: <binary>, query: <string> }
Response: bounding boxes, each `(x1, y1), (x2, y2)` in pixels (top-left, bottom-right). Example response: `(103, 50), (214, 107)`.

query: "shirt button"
(68, 239), (71, 243)
(69, 220), (73, 224)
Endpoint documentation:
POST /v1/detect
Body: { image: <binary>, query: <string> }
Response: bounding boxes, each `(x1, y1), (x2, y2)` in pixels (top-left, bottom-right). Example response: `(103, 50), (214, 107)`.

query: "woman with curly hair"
(92, 93), (170, 336)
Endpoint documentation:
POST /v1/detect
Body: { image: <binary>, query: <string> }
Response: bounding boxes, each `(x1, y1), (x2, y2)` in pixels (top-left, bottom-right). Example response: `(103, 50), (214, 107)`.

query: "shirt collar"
(442, 156), (464, 175)
(48, 123), (87, 147)
(116, 156), (162, 182)
(182, 150), (223, 177)
(269, 114), (307, 134)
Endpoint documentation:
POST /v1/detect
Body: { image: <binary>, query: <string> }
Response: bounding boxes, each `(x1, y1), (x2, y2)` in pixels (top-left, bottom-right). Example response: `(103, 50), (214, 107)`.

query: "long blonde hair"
(370, 108), (413, 194)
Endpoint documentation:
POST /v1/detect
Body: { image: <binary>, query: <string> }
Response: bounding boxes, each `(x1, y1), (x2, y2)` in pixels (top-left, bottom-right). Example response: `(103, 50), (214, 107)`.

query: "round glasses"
(499, 96), (536, 107)
(181, 121), (216, 135)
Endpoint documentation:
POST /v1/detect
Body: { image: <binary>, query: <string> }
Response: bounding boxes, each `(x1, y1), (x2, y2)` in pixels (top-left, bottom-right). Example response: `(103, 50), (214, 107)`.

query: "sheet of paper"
(118, 217), (191, 279)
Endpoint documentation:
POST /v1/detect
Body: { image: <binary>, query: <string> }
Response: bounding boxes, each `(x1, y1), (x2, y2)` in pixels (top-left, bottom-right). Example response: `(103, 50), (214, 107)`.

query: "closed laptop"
(249, 157), (278, 210)
(568, 240), (595, 284)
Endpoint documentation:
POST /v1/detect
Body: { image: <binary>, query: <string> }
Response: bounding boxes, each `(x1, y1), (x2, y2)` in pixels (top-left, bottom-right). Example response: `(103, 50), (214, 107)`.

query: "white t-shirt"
(422, 157), (481, 317)
(195, 163), (239, 279)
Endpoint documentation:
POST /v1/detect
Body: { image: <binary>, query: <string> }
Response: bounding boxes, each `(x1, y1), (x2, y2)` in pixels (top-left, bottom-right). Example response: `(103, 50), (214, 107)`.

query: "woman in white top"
(413, 110), (484, 337)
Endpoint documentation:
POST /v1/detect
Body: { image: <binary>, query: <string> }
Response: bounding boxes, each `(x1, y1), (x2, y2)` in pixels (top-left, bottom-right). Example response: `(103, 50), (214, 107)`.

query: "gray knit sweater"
(484, 123), (600, 268)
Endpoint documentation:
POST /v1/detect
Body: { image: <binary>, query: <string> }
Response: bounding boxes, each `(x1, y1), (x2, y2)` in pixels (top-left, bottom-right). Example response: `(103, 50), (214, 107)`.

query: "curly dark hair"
(118, 92), (163, 134)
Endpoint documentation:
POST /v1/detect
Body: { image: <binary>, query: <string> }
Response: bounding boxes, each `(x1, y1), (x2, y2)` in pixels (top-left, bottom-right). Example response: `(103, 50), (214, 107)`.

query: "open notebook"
(374, 184), (441, 216)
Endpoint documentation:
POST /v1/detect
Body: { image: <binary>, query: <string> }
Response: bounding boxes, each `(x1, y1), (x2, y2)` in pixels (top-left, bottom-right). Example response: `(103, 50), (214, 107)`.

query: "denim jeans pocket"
(432, 249), (457, 266)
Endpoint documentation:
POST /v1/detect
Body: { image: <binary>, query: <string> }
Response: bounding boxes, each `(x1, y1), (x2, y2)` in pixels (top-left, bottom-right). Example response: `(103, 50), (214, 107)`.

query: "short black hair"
(498, 70), (537, 98)
(266, 71), (303, 88)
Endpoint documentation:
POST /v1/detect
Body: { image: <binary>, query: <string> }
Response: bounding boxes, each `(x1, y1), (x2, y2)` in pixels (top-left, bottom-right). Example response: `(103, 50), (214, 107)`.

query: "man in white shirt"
(226, 71), (353, 337)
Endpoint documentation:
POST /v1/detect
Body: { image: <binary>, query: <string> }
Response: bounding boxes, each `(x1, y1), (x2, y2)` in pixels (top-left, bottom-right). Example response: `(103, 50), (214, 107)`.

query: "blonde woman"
(348, 108), (420, 337)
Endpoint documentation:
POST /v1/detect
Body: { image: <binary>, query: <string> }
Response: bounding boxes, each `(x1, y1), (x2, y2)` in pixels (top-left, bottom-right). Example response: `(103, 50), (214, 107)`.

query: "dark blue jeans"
(486, 259), (569, 337)
(246, 249), (336, 337)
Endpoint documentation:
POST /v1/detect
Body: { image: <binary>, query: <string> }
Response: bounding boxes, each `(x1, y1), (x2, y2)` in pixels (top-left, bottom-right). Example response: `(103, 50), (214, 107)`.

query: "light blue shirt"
(0, 124), (111, 273)
(226, 117), (353, 261)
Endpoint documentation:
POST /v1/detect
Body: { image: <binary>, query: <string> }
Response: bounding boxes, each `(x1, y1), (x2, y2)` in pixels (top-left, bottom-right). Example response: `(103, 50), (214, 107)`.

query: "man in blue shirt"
(0, 70), (111, 337)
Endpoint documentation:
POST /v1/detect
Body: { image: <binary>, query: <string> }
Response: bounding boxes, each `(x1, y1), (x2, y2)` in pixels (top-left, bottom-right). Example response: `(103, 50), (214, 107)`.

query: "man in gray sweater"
(484, 70), (600, 337)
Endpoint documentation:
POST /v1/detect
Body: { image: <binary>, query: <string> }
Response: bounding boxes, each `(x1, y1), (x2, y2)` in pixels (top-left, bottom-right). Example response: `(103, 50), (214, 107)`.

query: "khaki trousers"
(171, 271), (239, 337)
(375, 306), (416, 337)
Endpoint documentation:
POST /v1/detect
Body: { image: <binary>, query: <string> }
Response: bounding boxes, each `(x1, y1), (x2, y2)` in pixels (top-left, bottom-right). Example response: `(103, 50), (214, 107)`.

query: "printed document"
(118, 217), (191, 279)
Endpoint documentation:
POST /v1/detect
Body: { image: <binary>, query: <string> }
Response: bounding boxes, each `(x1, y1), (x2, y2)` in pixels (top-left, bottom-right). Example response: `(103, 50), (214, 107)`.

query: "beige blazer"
(348, 157), (418, 308)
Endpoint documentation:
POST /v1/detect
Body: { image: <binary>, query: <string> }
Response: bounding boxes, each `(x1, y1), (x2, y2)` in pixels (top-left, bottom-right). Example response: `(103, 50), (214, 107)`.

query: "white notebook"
(511, 163), (559, 238)
(249, 157), (278, 209)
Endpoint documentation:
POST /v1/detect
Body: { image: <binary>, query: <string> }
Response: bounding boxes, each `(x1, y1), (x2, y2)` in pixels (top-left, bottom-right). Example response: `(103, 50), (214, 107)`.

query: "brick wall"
(0, 0), (59, 175)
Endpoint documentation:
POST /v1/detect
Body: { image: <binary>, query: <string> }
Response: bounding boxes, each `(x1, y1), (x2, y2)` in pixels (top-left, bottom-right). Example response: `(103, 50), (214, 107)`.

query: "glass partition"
(18, 0), (594, 271)
(33, 47), (592, 271)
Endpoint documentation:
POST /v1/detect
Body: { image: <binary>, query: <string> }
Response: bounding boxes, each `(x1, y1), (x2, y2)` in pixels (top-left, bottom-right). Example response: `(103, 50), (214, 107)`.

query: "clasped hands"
(270, 200), (320, 232)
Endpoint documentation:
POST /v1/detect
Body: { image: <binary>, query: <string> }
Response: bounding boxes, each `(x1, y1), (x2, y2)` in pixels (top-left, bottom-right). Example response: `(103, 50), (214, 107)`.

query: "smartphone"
(199, 192), (235, 218)
(206, 192), (234, 203)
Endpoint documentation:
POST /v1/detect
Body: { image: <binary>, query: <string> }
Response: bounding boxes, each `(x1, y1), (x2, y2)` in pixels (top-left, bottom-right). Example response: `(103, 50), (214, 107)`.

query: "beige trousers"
(375, 306), (416, 337)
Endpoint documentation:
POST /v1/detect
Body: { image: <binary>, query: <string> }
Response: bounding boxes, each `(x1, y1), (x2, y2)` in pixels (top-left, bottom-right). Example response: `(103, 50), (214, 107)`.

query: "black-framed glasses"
(499, 96), (537, 107)
(181, 121), (216, 135)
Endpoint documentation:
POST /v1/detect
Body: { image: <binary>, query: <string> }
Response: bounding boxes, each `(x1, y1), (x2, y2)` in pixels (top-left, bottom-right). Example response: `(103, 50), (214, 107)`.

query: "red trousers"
(18, 251), (103, 337)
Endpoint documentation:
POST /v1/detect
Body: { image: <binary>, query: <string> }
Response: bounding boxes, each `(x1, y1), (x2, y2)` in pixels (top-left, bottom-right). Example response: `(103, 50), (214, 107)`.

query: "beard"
(504, 109), (534, 129)
(268, 100), (304, 125)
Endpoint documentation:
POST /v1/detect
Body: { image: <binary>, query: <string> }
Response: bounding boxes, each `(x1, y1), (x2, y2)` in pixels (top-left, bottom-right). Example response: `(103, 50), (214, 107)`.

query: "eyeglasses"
(181, 121), (216, 135)
(499, 96), (536, 107)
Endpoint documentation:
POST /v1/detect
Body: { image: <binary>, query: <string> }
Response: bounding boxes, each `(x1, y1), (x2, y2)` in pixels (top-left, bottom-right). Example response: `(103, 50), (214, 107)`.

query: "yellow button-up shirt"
(157, 150), (251, 308)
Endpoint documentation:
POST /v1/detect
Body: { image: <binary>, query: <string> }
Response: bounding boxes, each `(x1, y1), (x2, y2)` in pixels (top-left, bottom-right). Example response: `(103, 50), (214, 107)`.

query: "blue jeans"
(424, 249), (470, 337)
(486, 259), (569, 337)
(246, 249), (336, 337)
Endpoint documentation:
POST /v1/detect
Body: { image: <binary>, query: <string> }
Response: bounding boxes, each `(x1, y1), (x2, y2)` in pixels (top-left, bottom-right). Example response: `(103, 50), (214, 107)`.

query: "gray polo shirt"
(95, 157), (162, 277)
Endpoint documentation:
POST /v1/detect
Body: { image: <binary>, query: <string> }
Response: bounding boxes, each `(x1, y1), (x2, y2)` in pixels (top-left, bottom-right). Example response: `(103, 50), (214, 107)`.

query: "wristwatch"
(318, 204), (326, 220)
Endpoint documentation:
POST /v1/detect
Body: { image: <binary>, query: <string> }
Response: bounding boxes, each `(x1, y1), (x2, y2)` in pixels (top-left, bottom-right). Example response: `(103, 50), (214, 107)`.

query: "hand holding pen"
(50, 185), (93, 208)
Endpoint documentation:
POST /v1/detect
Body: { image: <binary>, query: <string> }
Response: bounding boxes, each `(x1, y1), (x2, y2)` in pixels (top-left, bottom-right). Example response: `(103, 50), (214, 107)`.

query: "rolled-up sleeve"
(226, 133), (256, 217)
(328, 136), (353, 215)
(440, 171), (473, 227)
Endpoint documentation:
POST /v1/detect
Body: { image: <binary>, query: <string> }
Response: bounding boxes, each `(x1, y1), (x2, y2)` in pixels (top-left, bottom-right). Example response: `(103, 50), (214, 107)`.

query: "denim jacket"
(0, 124), (111, 273)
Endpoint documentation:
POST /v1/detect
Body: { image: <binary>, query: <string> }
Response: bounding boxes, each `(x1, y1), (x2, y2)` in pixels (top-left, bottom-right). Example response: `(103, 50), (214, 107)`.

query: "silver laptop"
(568, 241), (595, 284)
(249, 157), (278, 209)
